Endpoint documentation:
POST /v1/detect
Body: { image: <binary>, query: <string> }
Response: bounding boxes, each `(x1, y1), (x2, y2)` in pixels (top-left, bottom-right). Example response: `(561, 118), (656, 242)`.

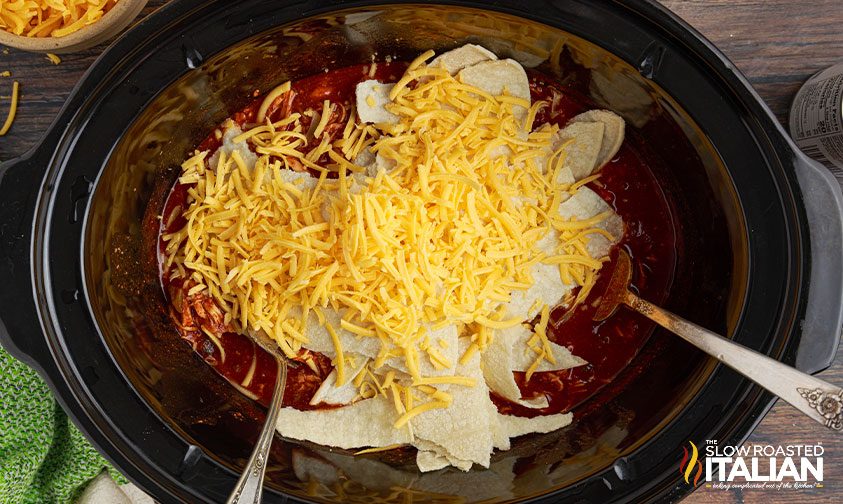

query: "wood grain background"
(1, 1), (842, 503)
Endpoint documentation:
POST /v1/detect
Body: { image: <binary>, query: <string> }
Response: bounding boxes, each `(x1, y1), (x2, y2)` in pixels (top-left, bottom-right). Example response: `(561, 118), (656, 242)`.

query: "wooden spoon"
(595, 249), (843, 431)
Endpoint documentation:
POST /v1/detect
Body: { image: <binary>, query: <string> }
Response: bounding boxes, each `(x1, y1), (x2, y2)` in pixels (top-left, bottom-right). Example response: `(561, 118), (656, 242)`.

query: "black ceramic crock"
(2, 1), (843, 503)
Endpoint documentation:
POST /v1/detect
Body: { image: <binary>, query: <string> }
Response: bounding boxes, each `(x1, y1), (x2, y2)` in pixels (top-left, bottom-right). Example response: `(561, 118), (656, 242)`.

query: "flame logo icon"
(679, 441), (703, 486)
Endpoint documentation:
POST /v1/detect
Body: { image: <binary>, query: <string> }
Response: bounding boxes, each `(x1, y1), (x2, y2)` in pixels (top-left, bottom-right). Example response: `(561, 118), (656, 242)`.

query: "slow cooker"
(1, 1), (842, 502)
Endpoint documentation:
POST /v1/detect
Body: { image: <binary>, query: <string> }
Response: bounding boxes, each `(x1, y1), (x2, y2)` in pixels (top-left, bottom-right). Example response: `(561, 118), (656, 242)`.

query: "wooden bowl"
(0, 0), (149, 54)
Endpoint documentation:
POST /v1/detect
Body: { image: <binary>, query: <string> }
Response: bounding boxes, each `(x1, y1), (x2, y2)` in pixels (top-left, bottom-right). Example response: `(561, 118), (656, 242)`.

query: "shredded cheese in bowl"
(0, 0), (119, 38)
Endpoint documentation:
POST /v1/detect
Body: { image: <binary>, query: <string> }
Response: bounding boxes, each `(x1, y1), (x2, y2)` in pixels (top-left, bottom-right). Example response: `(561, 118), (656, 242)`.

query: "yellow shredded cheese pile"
(163, 53), (613, 424)
(0, 0), (119, 38)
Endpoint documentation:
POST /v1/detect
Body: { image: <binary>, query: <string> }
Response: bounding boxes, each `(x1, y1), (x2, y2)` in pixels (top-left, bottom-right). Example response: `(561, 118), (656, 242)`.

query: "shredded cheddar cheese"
(0, 0), (120, 38)
(0, 80), (19, 136)
(164, 56), (615, 429)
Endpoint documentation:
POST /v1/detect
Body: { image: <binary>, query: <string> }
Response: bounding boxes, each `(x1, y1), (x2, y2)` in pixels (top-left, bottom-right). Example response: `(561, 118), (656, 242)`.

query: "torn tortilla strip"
(500, 187), (620, 321)
(309, 355), (369, 406)
(569, 109), (625, 169)
(556, 165), (575, 186)
(482, 325), (549, 409)
(415, 440), (472, 472)
(302, 308), (381, 359)
(382, 324), (459, 377)
(429, 43), (498, 75)
(457, 59), (530, 121)
(410, 344), (495, 469)
(416, 449), (451, 472)
(353, 146), (375, 168)
(371, 153), (397, 177)
(498, 411), (573, 439)
(457, 59), (530, 101)
(502, 261), (572, 321)
(504, 324), (587, 373)
(302, 309), (459, 376)
(207, 120), (258, 170)
(276, 395), (411, 449)
(554, 121), (605, 181)
(487, 395), (510, 451)
(356, 80), (399, 125)
(557, 187), (624, 258)
(353, 148), (396, 179)
(279, 166), (318, 189)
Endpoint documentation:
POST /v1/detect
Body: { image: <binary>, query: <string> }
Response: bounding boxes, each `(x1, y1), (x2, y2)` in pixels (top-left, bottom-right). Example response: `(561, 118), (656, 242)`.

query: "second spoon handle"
(226, 357), (288, 504)
(625, 291), (843, 431)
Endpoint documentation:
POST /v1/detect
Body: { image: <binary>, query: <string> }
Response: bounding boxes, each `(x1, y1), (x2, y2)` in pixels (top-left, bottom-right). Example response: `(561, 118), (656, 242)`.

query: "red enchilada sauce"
(158, 63), (677, 417)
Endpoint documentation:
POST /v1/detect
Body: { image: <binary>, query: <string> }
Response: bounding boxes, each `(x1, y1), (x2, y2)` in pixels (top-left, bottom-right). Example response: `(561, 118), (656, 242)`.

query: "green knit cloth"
(0, 348), (125, 504)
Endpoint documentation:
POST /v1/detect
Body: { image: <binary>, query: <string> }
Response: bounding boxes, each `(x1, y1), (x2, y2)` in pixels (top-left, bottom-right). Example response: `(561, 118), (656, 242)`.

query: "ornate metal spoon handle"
(627, 291), (843, 431)
(226, 358), (288, 504)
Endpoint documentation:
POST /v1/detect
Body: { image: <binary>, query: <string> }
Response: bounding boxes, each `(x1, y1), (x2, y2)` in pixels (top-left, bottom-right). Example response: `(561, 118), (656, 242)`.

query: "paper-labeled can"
(789, 63), (843, 180)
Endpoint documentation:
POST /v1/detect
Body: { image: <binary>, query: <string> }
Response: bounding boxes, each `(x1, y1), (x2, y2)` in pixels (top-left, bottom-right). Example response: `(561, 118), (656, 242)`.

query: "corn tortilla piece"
(207, 120), (259, 170)
(413, 391), (510, 474)
(369, 153), (397, 178)
(429, 43), (498, 75)
(409, 342), (496, 469)
(482, 325), (550, 409)
(308, 355), (370, 406)
(505, 324), (587, 373)
(415, 440), (472, 472)
(457, 59), (530, 121)
(416, 449), (451, 472)
(569, 109), (626, 168)
(557, 187), (624, 258)
(554, 121), (605, 181)
(302, 310), (459, 376)
(279, 168), (318, 189)
(502, 194), (576, 320)
(457, 59), (530, 100)
(275, 395), (412, 449)
(556, 165), (576, 186)
(385, 324), (458, 376)
(302, 308), (381, 359)
(497, 411), (573, 438)
(503, 184), (622, 321)
(355, 80), (399, 124)
(352, 148), (395, 179)
(487, 397), (511, 451)
(353, 146), (375, 168)
(502, 259), (573, 321)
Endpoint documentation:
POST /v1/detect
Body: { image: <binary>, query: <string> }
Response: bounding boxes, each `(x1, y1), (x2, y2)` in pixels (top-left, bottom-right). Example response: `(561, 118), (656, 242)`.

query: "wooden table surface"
(1, 1), (841, 503)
